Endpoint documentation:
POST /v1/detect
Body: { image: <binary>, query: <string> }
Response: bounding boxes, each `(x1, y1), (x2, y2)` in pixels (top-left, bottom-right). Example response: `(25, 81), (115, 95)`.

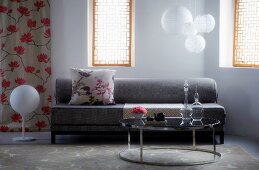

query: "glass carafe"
(191, 85), (204, 121)
(180, 80), (192, 121)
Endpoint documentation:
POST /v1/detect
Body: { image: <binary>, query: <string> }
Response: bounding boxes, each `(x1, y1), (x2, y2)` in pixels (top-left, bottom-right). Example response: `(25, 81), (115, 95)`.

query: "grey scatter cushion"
(69, 68), (116, 105)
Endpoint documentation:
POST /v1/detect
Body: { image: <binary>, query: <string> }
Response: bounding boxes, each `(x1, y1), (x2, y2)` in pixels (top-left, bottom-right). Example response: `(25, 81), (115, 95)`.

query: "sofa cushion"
(69, 69), (115, 105)
(202, 103), (226, 125)
(51, 104), (124, 125)
(114, 78), (217, 103)
(51, 125), (125, 132)
(56, 78), (218, 104)
(51, 103), (225, 126)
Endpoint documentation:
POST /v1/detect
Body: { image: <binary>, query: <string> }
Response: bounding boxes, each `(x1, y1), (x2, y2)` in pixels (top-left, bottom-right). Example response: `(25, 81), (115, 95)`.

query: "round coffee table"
(119, 117), (221, 166)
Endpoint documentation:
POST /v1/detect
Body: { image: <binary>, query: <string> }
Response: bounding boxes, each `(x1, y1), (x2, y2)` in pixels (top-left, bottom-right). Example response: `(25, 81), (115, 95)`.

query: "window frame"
(87, 0), (135, 67)
(233, 0), (259, 68)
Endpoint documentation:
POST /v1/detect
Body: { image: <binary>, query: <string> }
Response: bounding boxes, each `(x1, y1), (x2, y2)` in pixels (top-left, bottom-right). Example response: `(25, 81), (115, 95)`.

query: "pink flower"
(2, 79), (10, 88)
(8, 60), (20, 71)
(24, 66), (35, 73)
(0, 5), (8, 13)
(14, 46), (25, 55)
(7, 25), (18, 33)
(35, 120), (47, 131)
(27, 19), (36, 28)
(41, 18), (50, 26)
(36, 85), (45, 93)
(11, 113), (22, 123)
(0, 28), (3, 34)
(37, 53), (49, 63)
(0, 43), (5, 49)
(44, 28), (51, 38)
(0, 93), (7, 103)
(48, 95), (52, 103)
(0, 69), (4, 77)
(17, 6), (30, 16)
(20, 33), (33, 43)
(45, 67), (51, 75)
(41, 106), (50, 115)
(15, 77), (26, 85)
(131, 106), (148, 115)
(34, 0), (45, 11)
(0, 125), (9, 132)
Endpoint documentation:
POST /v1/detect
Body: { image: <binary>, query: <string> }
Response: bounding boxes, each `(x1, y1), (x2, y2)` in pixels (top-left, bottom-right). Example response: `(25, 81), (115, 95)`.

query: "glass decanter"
(180, 80), (192, 122)
(191, 85), (204, 121)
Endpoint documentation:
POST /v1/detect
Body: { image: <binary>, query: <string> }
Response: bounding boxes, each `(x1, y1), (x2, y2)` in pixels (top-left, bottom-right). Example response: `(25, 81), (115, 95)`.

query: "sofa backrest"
(55, 78), (218, 104)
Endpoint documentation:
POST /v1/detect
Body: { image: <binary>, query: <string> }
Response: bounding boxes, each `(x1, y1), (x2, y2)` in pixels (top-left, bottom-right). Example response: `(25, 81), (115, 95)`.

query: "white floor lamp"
(10, 85), (40, 142)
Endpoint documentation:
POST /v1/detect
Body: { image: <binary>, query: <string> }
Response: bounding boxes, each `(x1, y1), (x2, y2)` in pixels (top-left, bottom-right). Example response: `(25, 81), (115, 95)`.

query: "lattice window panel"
(92, 0), (132, 66)
(233, 0), (259, 67)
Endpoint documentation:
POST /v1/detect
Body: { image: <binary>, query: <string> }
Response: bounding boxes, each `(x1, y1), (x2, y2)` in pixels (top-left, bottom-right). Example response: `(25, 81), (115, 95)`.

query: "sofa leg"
(220, 131), (224, 144)
(51, 132), (56, 144)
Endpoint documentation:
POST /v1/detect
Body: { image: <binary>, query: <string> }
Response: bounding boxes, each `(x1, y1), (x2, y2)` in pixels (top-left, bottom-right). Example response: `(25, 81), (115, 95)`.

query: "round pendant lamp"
(194, 14), (215, 33)
(185, 35), (206, 53)
(161, 6), (193, 35)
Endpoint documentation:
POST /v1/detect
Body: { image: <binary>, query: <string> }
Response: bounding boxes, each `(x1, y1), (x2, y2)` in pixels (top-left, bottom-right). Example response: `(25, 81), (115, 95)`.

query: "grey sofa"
(51, 78), (225, 144)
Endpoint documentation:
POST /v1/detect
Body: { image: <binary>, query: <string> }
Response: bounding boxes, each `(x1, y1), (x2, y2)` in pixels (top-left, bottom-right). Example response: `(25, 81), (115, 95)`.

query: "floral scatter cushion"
(69, 69), (116, 105)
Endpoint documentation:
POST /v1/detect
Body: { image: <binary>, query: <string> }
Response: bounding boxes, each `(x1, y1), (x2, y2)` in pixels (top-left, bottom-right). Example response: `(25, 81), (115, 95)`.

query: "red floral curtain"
(0, 0), (51, 132)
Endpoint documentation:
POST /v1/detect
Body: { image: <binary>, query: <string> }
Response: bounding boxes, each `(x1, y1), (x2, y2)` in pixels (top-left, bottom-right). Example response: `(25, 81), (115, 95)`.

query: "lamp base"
(12, 137), (36, 142)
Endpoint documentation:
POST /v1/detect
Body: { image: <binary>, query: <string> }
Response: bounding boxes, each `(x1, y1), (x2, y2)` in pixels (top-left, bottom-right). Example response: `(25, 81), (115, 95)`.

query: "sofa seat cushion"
(52, 103), (225, 126)
(202, 103), (226, 125)
(51, 125), (126, 132)
(52, 104), (124, 125)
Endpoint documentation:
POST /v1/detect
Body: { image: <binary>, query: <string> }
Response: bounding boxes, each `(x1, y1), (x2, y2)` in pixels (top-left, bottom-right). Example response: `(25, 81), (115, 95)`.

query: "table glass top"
(120, 117), (220, 130)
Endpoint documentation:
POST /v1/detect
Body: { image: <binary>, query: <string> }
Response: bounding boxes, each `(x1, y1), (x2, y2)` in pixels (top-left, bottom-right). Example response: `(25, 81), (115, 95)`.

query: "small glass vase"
(180, 107), (193, 120)
(180, 118), (192, 126)
(133, 113), (145, 119)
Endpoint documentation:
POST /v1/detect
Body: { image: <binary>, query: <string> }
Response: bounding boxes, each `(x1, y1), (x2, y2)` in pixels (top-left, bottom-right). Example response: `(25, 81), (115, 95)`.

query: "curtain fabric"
(0, 0), (51, 132)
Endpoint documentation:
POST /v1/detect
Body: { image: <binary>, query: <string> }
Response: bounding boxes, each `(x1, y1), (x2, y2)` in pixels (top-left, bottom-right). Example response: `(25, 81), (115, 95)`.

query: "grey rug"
(0, 144), (258, 170)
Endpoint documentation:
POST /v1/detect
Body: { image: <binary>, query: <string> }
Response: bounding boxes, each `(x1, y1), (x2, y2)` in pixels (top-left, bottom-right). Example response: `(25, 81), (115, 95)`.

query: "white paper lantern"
(194, 14), (215, 33)
(10, 85), (40, 116)
(185, 35), (206, 53)
(161, 6), (193, 34)
(182, 22), (198, 36)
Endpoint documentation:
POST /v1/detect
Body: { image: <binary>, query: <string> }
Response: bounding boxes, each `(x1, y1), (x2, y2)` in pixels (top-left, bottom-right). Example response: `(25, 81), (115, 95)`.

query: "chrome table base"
(119, 127), (221, 166)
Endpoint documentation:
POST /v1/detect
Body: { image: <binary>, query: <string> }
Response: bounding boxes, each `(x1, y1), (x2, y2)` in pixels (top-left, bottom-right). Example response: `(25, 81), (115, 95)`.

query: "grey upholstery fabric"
(52, 125), (125, 132)
(52, 104), (124, 125)
(202, 103), (225, 125)
(55, 78), (217, 104)
(56, 79), (72, 104)
(51, 103), (225, 126)
(187, 78), (217, 103)
(114, 79), (185, 103)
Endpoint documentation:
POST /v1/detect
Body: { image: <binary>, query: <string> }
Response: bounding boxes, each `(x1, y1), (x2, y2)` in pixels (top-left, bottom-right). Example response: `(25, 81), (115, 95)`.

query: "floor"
(0, 132), (259, 161)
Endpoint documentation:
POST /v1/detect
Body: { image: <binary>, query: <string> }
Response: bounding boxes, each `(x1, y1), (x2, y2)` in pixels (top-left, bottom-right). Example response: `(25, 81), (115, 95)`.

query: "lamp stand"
(12, 116), (36, 142)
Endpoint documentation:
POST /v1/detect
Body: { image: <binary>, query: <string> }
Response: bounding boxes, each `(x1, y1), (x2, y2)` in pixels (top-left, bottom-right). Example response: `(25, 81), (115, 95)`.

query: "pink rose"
(131, 106), (147, 115)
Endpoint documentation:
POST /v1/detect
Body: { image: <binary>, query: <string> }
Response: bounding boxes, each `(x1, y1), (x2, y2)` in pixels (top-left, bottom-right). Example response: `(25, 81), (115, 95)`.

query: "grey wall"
(50, 0), (259, 140)
(204, 0), (259, 141)
(51, 0), (205, 85)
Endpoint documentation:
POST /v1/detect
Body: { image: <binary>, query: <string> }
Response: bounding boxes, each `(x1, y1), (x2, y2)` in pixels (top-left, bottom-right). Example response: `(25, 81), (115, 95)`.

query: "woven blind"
(92, 0), (133, 66)
(233, 0), (259, 67)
